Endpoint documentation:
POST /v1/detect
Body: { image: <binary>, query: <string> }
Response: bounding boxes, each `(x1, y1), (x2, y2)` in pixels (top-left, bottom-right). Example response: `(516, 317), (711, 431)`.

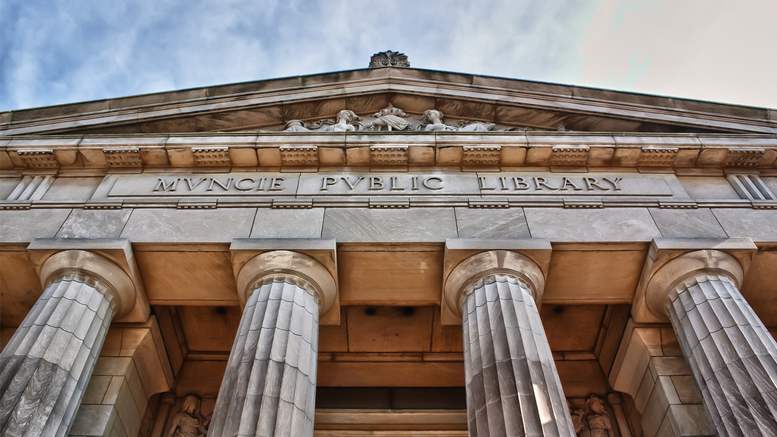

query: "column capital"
(442, 239), (551, 325)
(230, 238), (340, 325)
(27, 238), (149, 322)
(632, 238), (757, 323)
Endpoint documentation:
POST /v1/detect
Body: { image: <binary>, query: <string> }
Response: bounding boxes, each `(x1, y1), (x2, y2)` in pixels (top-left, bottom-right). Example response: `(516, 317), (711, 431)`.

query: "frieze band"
(109, 173), (674, 197)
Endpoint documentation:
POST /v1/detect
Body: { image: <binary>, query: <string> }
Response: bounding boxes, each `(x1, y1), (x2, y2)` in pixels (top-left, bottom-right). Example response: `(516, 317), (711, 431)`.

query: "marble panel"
(648, 208), (728, 239)
(69, 404), (116, 436)
(56, 209), (133, 239)
(346, 306), (434, 353)
(41, 177), (103, 201)
(524, 208), (661, 242)
(120, 208), (256, 242)
(250, 208), (323, 238)
(322, 208), (457, 242)
(763, 176), (777, 195)
(543, 250), (645, 303)
(0, 209), (72, 243)
(678, 176), (740, 199)
(454, 207), (530, 239)
(712, 209), (777, 242)
(135, 251), (238, 305)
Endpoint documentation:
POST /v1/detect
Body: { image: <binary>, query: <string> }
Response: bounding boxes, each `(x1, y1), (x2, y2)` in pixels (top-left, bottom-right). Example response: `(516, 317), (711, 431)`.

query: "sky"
(1, 0), (776, 112)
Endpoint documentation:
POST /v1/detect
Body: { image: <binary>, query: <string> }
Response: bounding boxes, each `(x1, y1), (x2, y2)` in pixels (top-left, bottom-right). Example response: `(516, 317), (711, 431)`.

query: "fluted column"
(0, 250), (137, 437)
(645, 249), (777, 436)
(209, 250), (336, 437)
(445, 250), (575, 437)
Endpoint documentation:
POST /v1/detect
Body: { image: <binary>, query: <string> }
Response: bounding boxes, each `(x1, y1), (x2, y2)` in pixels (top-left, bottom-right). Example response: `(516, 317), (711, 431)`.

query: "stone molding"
(27, 238), (150, 322)
(631, 238), (757, 323)
(441, 239), (551, 325)
(3, 133), (776, 171)
(230, 238), (340, 325)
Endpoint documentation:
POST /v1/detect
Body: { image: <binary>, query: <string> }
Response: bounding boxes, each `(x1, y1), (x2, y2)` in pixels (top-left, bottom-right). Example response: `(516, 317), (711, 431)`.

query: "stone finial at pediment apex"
(369, 50), (410, 68)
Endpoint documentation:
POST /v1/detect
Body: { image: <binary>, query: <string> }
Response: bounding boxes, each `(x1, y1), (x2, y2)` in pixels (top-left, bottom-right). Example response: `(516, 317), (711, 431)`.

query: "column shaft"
(462, 275), (575, 437)
(209, 277), (319, 437)
(667, 274), (777, 436)
(0, 274), (115, 437)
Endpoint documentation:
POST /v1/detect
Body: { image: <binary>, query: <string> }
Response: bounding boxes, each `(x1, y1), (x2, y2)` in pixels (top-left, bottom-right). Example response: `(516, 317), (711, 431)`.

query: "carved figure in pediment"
(283, 120), (310, 132)
(457, 121), (496, 132)
(585, 395), (612, 437)
(419, 109), (455, 132)
(332, 109), (361, 132)
(369, 104), (412, 131)
(166, 395), (209, 437)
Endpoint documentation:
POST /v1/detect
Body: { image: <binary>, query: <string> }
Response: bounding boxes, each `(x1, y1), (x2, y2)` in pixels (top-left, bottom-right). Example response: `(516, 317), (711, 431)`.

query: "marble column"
(645, 249), (777, 436)
(445, 250), (576, 437)
(209, 250), (336, 437)
(0, 250), (137, 437)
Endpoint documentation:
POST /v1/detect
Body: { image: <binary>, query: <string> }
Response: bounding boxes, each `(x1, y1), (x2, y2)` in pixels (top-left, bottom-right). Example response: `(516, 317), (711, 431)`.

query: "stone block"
(93, 357), (134, 377)
(666, 404), (716, 436)
(56, 209), (133, 239)
(251, 208), (324, 238)
(69, 404), (116, 437)
(454, 207), (530, 239)
(678, 176), (741, 199)
(650, 357), (691, 377)
(670, 375), (703, 404)
(120, 208), (255, 242)
(648, 208), (728, 239)
(41, 177), (103, 201)
(712, 209), (777, 242)
(0, 209), (72, 243)
(322, 208), (457, 242)
(524, 208), (661, 242)
(82, 375), (112, 405)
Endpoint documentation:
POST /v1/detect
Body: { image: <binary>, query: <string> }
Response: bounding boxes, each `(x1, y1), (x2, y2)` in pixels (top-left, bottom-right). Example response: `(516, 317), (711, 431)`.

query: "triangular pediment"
(1, 67), (775, 137)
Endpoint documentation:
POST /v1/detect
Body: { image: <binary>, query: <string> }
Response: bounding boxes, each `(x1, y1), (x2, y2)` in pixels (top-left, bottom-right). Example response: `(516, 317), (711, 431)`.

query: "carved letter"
(256, 178), (266, 190)
(583, 177), (608, 191)
(478, 177), (496, 190)
(423, 177), (443, 190)
(499, 177), (509, 190)
(412, 177), (419, 191)
(512, 177), (530, 190)
(603, 177), (622, 191)
(207, 178), (232, 191)
(390, 177), (406, 191)
(269, 178), (284, 191)
(369, 177), (384, 190)
(533, 177), (558, 190)
(341, 176), (364, 190)
(184, 178), (206, 191)
(235, 178), (256, 191)
(154, 178), (179, 192)
(559, 177), (583, 191)
(321, 176), (337, 191)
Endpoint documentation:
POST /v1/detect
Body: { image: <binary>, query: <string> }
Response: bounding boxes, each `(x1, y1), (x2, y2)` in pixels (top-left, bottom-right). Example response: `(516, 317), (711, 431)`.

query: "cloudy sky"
(1, 0), (775, 112)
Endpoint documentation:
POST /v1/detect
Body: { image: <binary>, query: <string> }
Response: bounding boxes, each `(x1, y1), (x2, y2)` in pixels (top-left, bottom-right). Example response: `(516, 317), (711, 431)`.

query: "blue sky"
(1, 0), (775, 112)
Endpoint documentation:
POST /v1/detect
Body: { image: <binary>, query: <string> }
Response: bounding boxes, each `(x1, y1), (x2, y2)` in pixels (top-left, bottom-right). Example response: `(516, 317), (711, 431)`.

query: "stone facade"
(1, 58), (777, 436)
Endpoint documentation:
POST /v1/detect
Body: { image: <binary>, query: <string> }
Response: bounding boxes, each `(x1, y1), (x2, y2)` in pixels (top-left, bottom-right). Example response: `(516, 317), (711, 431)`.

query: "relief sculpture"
(568, 394), (615, 437)
(369, 104), (412, 131)
(166, 395), (210, 437)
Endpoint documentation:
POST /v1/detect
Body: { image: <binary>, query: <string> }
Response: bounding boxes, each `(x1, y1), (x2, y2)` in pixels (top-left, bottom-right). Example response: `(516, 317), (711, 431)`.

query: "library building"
(2, 51), (777, 437)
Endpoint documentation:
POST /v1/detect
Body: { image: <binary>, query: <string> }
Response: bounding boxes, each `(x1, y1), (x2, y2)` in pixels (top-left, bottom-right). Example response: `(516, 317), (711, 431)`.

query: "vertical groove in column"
(667, 274), (777, 437)
(463, 275), (576, 437)
(0, 274), (115, 437)
(209, 276), (319, 437)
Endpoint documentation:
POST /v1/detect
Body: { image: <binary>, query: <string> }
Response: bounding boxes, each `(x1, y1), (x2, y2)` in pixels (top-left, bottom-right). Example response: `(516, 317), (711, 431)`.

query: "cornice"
(1, 68), (775, 136)
(1, 132), (775, 172)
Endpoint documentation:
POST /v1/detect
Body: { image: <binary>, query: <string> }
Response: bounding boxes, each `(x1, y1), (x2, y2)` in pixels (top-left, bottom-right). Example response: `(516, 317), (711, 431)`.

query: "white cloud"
(1, 0), (774, 111)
